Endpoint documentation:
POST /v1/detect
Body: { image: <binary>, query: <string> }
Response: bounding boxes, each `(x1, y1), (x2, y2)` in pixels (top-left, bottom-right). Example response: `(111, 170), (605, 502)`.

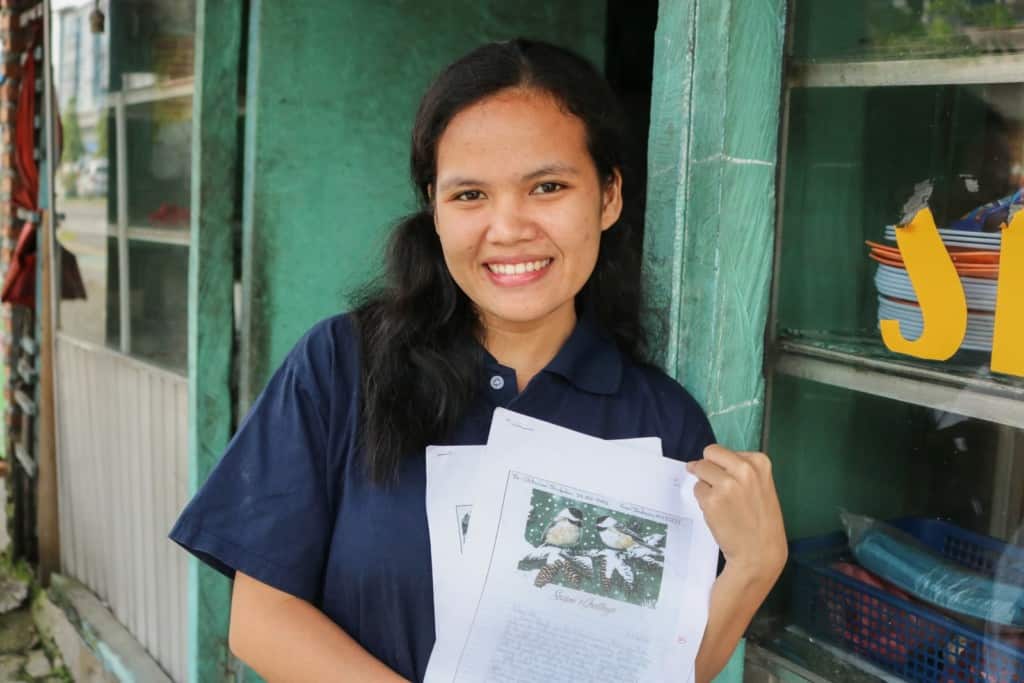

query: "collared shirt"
(169, 314), (715, 682)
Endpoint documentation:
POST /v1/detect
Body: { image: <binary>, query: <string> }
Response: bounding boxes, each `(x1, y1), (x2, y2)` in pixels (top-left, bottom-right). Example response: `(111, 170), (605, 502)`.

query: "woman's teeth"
(487, 259), (552, 275)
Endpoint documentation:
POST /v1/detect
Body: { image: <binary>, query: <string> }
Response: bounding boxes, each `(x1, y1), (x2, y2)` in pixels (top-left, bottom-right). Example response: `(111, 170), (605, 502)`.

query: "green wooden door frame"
(643, 0), (787, 679)
(186, 0), (243, 680)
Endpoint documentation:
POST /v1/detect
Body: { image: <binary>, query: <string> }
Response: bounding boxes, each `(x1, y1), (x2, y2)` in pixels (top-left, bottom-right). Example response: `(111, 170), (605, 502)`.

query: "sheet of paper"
(426, 436), (660, 641)
(425, 409), (718, 682)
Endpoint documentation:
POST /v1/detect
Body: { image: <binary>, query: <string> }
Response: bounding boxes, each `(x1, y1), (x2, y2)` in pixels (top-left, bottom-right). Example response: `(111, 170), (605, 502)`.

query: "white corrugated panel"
(55, 334), (189, 682)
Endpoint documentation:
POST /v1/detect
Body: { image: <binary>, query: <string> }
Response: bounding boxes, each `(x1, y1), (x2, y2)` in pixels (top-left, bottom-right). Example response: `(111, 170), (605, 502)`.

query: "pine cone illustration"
(563, 559), (585, 587)
(534, 559), (565, 588)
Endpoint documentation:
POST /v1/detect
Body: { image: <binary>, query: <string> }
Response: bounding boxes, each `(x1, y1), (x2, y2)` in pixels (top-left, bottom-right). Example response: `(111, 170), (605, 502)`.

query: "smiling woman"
(169, 38), (787, 683)
(352, 41), (648, 482)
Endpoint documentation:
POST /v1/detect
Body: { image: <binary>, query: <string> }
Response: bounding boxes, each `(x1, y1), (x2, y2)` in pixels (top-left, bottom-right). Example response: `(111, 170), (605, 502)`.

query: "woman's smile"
(483, 257), (554, 286)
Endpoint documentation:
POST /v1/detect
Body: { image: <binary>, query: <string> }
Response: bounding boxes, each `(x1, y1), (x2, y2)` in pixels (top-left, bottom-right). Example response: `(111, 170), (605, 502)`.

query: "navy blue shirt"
(169, 313), (715, 682)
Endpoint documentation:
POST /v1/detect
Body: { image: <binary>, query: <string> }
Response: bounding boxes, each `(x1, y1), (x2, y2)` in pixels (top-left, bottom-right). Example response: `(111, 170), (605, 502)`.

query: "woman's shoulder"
(292, 312), (358, 355)
(618, 357), (717, 461)
(619, 357), (706, 413)
(280, 312), (362, 398)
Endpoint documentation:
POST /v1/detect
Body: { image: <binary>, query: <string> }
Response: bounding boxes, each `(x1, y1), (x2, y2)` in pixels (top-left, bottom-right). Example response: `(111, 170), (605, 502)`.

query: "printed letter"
(992, 209), (1023, 377)
(881, 208), (967, 361)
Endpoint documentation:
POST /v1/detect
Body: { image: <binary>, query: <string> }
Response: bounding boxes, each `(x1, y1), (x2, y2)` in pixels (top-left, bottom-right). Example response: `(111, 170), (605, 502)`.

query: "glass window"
(52, 0), (194, 375)
(757, 2), (1024, 681)
(125, 97), (192, 232)
(127, 241), (188, 371)
(775, 82), (1023, 388)
(792, 0), (1024, 62)
(55, 4), (115, 352)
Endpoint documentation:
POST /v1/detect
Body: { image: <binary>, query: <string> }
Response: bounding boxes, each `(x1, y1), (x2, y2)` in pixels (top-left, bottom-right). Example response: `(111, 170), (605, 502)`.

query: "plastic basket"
(790, 517), (1024, 683)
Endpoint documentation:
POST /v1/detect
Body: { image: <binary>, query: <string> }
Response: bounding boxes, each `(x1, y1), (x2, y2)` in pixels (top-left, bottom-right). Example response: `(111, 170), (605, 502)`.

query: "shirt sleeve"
(168, 333), (334, 603)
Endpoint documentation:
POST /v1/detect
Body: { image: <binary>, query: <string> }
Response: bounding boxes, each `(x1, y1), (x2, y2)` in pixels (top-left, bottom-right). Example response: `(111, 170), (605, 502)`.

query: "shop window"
(757, 2), (1024, 681)
(54, 0), (195, 374)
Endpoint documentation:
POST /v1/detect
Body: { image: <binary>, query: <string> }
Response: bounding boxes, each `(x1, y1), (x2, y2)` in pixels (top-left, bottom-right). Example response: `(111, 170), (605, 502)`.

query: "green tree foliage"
(61, 97), (85, 162)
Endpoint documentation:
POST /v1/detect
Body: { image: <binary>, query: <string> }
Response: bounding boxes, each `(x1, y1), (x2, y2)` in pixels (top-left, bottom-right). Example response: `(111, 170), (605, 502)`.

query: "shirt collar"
(482, 316), (624, 396)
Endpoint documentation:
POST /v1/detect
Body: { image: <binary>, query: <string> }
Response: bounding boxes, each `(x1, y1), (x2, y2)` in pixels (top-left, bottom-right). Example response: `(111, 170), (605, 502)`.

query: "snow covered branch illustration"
(516, 493), (667, 608)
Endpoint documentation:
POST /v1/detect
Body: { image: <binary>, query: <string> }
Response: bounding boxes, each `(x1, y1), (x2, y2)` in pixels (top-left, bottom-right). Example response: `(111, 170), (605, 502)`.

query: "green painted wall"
(187, 0), (242, 681)
(239, 0), (606, 404)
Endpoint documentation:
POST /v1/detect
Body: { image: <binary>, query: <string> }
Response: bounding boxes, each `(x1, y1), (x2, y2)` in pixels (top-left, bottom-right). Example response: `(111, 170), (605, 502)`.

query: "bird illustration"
(596, 515), (654, 551)
(541, 507), (584, 548)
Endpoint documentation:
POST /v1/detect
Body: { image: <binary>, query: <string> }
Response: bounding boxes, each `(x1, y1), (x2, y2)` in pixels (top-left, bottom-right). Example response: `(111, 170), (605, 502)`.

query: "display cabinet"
(751, 2), (1024, 681)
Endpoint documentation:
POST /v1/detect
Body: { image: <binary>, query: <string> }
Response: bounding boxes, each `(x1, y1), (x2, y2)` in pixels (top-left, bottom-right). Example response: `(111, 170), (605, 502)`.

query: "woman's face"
(432, 88), (622, 335)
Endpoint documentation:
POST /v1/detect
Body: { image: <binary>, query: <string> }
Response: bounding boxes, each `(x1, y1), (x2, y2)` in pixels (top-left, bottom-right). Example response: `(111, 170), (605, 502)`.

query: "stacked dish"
(866, 233), (1000, 353)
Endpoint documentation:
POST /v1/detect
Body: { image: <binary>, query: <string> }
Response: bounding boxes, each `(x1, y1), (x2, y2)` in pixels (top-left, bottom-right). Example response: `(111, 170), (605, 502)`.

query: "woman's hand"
(687, 445), (787, 582)
(686, 445), (788, 682)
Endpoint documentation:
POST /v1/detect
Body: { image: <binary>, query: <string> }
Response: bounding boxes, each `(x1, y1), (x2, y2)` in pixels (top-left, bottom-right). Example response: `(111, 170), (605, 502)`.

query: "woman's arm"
(229, 571), (409, 683)
(688, 446), (788, 683)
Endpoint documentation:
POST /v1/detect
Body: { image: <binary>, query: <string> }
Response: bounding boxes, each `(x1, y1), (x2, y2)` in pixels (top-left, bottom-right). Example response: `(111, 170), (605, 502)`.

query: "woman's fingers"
(702, 444), (745, 472)
(687, 457), (731, 488)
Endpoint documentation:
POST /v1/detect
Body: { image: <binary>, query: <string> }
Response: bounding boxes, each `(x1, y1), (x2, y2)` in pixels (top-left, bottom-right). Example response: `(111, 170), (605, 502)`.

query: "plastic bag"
(840, 511), (1024, 628)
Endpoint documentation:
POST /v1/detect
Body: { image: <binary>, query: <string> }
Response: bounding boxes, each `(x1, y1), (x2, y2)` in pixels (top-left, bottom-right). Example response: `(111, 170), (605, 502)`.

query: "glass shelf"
(772, 332), (1024, 430)
(789, 52), (1024, 88)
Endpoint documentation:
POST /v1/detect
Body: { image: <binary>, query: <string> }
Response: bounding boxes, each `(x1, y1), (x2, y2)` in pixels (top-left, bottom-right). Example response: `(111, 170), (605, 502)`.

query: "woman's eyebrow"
(437, 176), (486, 193)
(522, 164), (580, 181)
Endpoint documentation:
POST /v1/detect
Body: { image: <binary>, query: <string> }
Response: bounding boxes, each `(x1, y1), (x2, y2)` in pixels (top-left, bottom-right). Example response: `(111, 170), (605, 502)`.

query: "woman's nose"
(486, 197), (538, 243)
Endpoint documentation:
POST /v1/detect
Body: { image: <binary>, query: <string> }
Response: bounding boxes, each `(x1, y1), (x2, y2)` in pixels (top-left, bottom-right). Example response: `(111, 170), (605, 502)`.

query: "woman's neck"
(482, 306), (577, 392)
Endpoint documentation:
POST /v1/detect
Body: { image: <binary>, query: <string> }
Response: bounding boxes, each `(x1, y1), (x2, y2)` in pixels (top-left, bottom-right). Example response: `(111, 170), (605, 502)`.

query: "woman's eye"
(454, 190), (484, 201)
(532, 182), (565, 195)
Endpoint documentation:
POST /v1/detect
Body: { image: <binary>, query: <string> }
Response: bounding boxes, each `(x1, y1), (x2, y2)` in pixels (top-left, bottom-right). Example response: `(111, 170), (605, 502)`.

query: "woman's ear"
(600, 169), (623, 231)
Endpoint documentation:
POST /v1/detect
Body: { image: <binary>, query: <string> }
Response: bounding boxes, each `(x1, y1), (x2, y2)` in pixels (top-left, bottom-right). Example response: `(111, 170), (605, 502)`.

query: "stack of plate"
(883, 225), (1002, 251)
(876, 296), (995, 352)
(867, 227), (1002, 353)
(873, 264), (998, 311)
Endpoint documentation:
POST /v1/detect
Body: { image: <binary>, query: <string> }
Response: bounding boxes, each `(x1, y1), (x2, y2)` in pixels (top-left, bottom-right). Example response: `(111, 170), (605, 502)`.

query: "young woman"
(170, 39), (787, 683)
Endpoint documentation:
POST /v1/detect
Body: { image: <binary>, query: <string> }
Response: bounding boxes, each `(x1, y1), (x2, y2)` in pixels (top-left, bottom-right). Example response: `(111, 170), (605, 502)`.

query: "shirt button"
(489, 375), (505, 390)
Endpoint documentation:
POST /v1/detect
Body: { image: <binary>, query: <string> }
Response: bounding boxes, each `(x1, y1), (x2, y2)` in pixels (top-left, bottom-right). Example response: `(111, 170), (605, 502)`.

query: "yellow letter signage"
(881, 207), (1023, 377)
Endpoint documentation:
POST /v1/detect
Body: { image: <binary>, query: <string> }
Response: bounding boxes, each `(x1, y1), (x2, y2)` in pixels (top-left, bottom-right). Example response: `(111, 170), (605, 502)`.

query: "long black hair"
(353, 39), (647, 484)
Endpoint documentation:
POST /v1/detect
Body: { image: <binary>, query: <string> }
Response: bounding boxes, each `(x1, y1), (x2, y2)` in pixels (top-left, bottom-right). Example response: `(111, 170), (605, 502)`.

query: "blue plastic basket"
(790, 517), (1024, 683)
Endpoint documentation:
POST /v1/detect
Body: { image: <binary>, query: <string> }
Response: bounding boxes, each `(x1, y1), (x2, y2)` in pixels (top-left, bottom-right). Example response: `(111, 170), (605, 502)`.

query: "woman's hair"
(353, 38), (647, 484)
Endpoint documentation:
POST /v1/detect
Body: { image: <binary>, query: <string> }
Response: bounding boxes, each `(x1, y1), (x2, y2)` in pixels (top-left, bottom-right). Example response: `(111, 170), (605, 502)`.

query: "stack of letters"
(422, 408), (719, 683)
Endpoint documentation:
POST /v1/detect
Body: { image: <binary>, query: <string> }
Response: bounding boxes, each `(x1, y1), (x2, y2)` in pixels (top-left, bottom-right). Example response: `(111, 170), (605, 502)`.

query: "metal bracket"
(19, 336), (37, 356)
(15, 208), (40, 223)
(14, 443), (36, 478)
(13, 388), (36, 416)
(16, 357), (35, 384)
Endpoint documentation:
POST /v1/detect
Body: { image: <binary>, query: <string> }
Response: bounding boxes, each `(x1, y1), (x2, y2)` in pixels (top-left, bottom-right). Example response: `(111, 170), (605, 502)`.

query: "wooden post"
(37, 0), (61, 588)
(36, 209), (59, 584)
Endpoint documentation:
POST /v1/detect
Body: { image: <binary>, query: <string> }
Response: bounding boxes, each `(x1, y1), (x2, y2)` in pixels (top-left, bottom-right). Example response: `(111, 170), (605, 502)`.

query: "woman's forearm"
(230, 571), (408, 683)
(693, 563), (777, 683)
